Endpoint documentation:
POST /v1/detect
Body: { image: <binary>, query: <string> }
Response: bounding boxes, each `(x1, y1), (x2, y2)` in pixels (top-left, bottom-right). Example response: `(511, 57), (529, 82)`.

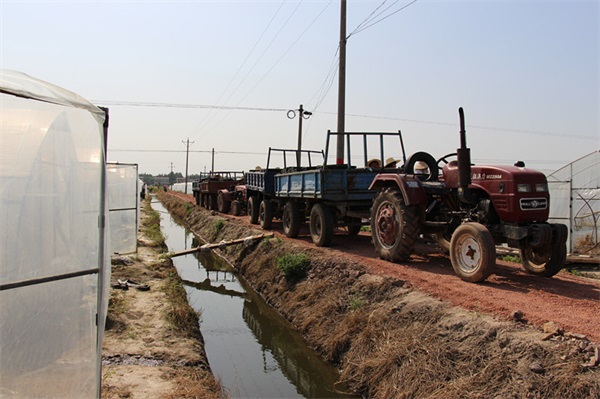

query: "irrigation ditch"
(156, 191), (599, 398)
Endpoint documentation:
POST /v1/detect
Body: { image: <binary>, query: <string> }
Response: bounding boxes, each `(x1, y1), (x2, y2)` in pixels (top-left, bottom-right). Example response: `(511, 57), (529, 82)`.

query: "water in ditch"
(153, 200), (357, 399)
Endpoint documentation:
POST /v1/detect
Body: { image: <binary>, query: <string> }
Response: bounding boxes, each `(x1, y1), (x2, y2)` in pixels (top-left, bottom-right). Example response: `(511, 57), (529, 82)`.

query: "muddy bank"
(159, 192), (599, 399)
(102, 197), (224, 399)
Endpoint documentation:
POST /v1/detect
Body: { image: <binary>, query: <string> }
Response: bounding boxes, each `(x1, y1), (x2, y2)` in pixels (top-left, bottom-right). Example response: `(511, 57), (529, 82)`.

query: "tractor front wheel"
(231, 200), (242, 216)
(449, 223), (495, 282)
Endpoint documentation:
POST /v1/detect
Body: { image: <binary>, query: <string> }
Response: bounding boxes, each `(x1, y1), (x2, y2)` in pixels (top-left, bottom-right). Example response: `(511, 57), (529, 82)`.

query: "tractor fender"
(369, 173), (427, 206)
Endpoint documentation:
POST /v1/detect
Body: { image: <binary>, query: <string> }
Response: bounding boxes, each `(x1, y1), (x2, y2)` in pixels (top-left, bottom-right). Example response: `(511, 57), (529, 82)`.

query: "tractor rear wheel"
(450, 223), (495, 282)
(248, 196), (259, 224)
(370, 188), (420, 262)
(259, 199), (273, 230)
(310, 203), (333, 247)
(520, 243), (566, 277)
(282, 201), (301, 238)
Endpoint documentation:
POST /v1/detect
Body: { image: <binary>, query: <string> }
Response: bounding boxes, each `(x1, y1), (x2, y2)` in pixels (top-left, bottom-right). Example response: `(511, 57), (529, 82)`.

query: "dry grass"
(162, 368), (226, 399)
(162, 271), (202, 339)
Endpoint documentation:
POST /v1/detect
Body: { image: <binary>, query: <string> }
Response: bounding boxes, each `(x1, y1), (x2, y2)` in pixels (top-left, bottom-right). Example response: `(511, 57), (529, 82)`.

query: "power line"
(349, 0), (418, 37)
(192, 1), (287, 137)
(200, 0), (333, 138)
(333, 111), (596, 140)
(109, 149), (267, 155)
(94, 100), (596, 141)
(347, 0), (395, 39)
(191, 1), (294, 139)
(91, 100), (287, 112)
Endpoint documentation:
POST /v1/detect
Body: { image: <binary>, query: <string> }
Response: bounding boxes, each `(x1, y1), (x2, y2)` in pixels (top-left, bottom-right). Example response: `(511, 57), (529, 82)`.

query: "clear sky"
(2, 0), (598, 176)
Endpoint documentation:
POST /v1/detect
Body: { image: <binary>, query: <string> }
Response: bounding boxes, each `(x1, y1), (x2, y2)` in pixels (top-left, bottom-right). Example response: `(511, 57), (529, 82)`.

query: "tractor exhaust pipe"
(457, 107), (477, 204)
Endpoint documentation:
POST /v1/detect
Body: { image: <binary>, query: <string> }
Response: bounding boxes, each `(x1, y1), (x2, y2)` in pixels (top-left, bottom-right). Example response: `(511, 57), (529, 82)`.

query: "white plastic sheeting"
(548, 151), (600, 255)
(172, 181), (193, 193)
(0, 70), (108, 398)
(107, 163), (139, 255)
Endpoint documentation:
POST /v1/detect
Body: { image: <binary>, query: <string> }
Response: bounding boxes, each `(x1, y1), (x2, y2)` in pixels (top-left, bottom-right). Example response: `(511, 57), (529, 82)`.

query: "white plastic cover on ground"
(0, 70), (108, 398)
(548, 151), (599, 255)
(107, 163), (139, 255)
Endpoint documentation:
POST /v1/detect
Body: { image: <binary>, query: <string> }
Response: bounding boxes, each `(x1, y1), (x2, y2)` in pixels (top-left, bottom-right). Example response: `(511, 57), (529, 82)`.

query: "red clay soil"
(168, 191), (600, 342)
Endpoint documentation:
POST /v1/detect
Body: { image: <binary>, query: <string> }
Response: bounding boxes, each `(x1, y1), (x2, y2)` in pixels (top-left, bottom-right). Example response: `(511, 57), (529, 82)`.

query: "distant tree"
(140, 173), (154, 185)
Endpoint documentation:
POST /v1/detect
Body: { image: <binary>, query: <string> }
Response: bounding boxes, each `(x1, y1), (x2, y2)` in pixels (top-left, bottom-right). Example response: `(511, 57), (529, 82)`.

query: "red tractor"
(369, 108), (568, 282)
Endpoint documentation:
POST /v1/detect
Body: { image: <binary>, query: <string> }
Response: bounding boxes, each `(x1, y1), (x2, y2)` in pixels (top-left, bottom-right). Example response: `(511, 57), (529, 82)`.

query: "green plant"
(349, 293), (365, 310)
(567, 268), (583, 277)
(500, 254), (521, 263)
(276, 252), (310, 282)
(214, 219), (225, 235)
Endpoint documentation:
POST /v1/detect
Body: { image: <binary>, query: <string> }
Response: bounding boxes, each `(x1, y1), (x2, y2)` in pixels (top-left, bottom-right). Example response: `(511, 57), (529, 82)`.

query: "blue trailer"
(249, 130), (405, 247)
(244, 148), (324, 226)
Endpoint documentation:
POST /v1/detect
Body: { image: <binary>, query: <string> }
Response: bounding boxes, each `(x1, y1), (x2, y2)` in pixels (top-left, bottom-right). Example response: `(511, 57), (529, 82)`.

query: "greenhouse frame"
(0, 70), (109, 398)
(548, 151), (600, 256)
(107, 162), (140, 255)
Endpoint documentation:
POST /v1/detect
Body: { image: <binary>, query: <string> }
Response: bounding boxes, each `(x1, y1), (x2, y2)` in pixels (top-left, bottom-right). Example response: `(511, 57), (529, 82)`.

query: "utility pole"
(288, 104), (312, 167)
(336, 0), (347, 165)
(182, 138), (194, 194)
(211, 148), (215, 175)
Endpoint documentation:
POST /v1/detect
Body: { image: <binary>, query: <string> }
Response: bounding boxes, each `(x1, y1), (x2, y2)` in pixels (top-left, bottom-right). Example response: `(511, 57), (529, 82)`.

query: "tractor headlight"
(517, 184), (531, 193)
(535, 183), (548, 192)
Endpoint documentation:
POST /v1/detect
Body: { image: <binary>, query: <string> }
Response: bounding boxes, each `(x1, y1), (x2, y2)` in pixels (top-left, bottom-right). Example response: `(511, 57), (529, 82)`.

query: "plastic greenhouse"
(0, 70), (109, 398)
(107, 162), (139, 255)
(547, 151), (600, 256)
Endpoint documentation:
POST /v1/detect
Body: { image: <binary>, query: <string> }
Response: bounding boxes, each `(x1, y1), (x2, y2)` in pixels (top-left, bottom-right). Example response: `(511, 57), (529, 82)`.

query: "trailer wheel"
(347, 221), (362, 236)
(231, 200), (242, 216)
(259, 199), (273, 230)
(520, 243), (566, 277)
(450, 223), (495, 282)
(248, 196), (259, 224)
(217, 192), (231, 214)
(371, 188), (420, 261)
(310, 203), (333, 247)
(282, 201), (301, 238)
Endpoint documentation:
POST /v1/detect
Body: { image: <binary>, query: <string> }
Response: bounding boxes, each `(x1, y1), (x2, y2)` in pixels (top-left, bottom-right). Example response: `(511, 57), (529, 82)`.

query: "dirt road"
(169, 191), (599, 342)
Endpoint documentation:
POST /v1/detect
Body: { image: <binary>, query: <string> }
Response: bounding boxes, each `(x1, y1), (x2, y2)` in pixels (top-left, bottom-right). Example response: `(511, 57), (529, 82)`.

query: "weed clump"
(276, 252), (310, 282)
(500, 254), (521, 263)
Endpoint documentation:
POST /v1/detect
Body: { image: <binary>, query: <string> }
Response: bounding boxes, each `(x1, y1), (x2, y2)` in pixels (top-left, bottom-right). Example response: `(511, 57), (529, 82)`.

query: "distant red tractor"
(369, 108), (568, 282)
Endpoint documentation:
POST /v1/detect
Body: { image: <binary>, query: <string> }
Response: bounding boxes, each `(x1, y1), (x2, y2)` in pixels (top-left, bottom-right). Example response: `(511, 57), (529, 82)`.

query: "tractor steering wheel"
(437, 153), (457, 171)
